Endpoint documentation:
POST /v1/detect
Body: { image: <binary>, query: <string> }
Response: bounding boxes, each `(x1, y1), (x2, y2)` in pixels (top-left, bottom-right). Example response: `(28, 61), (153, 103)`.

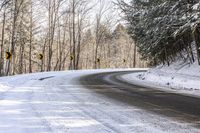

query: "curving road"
(79, 71), (200, 131)
(0, 70), (200, 133)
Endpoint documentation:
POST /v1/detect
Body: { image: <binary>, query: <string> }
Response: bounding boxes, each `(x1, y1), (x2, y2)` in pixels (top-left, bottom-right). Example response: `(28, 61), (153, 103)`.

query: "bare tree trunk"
(41, 39), (47, 72)
(0, 8), (6, 76)
(6, 0), (18, 75)
(75, 15), (82, 69)
(72, 0), (76, 70)
(29, 0), (33, 73)
(47, 0), (52, 71)
(94, 43), (99, 69)
(133, 42), (137, 68)
(68, 10), (73, 70)
(19, 41), (25, 74)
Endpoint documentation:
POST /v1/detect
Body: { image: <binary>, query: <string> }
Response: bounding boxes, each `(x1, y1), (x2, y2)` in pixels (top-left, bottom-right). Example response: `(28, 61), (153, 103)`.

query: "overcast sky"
(34, 0), (131, 33)
(89, 0), (130, 27)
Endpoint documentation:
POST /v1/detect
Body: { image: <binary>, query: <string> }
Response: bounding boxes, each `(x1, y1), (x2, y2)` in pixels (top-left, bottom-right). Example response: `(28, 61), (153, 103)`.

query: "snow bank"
(122, 60), (200, 97)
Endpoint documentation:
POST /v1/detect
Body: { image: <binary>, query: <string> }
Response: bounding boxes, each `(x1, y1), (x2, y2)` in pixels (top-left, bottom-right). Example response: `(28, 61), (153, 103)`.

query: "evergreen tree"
(119, 0), (200, 65)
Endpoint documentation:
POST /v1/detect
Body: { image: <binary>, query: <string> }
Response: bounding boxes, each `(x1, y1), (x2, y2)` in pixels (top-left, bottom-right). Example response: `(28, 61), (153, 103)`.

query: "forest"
(0, 0), (147, 76)
(118, 0), (200, 66)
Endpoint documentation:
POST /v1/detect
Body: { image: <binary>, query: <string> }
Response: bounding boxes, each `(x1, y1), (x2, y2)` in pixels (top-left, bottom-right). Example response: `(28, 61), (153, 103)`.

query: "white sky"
(89, 0), (131, 27)
(32, 0), (131, 35)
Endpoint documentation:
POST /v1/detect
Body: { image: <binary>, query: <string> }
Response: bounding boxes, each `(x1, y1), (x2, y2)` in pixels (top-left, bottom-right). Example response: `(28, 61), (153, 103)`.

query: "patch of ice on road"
(50, 119), (100, 128)
(0, 100), (23, 106)
(0, 83), (11, 92)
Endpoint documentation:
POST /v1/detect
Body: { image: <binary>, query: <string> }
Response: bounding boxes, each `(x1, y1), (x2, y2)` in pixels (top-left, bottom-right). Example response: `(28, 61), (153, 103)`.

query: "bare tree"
(0, 0), (147, 76)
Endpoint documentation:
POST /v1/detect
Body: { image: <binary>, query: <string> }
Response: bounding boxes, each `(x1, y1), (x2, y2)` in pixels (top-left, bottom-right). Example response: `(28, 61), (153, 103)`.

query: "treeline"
(0, 0), (147, 76)
(118, 0), (200, 66)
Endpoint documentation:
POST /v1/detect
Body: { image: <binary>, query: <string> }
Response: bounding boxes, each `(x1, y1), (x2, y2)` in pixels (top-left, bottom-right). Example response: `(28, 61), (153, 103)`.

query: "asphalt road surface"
(1, 70), (200, 133)
(79, 71), (200, 131)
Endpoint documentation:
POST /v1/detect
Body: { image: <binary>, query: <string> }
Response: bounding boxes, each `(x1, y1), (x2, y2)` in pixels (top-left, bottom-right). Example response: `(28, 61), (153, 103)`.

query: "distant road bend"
(79, 71), (200, 128)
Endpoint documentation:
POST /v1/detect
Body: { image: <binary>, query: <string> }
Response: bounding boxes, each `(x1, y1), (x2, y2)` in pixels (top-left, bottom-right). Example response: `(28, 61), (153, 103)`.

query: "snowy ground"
(0, 69), (200, 133)
(122, 60), (200, 98)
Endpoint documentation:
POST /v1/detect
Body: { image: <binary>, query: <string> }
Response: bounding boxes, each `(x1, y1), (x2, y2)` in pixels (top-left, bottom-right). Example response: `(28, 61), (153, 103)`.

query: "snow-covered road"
(0, 70), (199, 133)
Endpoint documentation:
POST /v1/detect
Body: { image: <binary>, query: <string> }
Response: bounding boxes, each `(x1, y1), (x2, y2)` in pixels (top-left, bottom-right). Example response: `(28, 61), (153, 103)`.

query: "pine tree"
(118, 0), (200, 65)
